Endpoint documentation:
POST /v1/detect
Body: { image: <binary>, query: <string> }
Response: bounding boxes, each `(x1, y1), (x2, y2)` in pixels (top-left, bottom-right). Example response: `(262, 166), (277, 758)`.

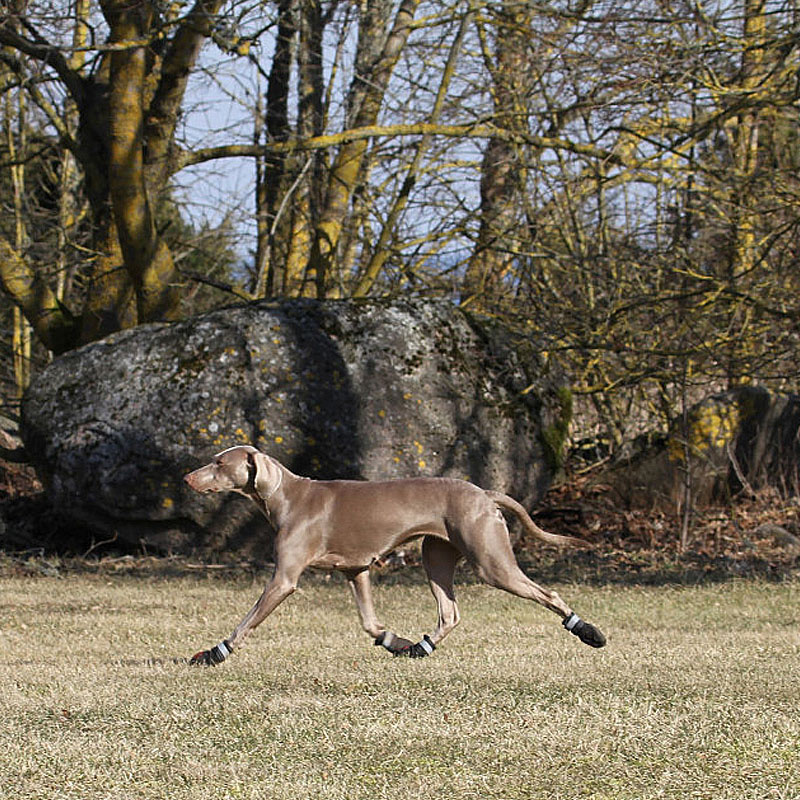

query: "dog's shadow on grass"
(113, 657), (193, 668)
(7, 657), (192, 668)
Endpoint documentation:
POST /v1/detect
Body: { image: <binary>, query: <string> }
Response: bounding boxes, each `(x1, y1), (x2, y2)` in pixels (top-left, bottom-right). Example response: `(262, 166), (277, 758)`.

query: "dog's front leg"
(344, 568), (414, 655)
(189, 563), (302, 666)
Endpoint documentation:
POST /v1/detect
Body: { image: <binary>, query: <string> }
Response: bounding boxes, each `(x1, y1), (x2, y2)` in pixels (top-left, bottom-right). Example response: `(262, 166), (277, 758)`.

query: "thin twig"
(726, 441), (756, 498)
(82, 531), (118, 558)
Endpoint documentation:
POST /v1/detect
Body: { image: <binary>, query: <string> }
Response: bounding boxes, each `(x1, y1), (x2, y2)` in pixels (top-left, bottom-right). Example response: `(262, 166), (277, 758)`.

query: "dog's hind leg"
(422, 536), (461, 646)
(467, 515), (606, 649)
(391, 536), (461, 659)
(483, 560), (606, 648)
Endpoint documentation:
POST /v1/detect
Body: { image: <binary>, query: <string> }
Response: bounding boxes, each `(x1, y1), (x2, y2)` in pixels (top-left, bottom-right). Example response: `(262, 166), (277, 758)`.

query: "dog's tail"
(486, 491), (587, 548)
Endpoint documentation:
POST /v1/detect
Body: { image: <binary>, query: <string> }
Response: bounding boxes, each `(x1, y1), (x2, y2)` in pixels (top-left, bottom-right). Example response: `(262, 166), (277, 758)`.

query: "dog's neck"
(246, 463), (296, 528)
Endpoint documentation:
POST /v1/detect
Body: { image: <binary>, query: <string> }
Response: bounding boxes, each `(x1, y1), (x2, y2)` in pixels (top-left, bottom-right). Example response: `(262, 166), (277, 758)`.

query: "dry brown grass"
(1, 570), (799, 799)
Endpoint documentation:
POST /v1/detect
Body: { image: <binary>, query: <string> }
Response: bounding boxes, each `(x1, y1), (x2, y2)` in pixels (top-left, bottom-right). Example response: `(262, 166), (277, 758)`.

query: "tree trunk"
(254, 0), (298, 298)
(306, 0), (419, 297)
(720, 0), (766, 387)
(0, 238), (80, 354)
(102, 0), (182, 324)
(283, 0), (326, 297)
(5, 85), (32, 395)
(463, 3), (531, 307)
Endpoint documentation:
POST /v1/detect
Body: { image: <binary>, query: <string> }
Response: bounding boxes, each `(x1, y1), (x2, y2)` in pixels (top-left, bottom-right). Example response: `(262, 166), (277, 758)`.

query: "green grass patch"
(1, 572), (798, 799)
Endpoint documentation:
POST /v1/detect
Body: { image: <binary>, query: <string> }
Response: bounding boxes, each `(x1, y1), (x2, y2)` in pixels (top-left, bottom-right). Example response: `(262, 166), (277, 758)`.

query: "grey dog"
(184, 445), (606, 664)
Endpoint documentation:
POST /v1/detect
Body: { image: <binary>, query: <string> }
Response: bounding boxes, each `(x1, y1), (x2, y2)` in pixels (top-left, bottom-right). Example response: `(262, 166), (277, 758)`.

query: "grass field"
(1, 567), (798, 800)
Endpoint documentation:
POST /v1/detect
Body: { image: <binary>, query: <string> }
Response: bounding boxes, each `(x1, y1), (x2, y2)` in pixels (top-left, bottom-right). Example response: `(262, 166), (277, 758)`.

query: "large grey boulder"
(21, 299), (568, 556)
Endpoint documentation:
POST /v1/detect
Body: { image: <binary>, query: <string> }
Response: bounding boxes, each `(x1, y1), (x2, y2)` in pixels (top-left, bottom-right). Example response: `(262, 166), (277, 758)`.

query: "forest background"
(1, 0), (799, 500)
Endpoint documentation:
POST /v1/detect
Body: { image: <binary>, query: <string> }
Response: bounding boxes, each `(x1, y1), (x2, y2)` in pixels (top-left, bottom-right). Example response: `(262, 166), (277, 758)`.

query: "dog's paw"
(575, 621), (606, 648)
(189, 640), (232, 666)
(189, 649), (214, 666)
(374, 631), (414, 654)
(563, 613), (606, 648)
(394, 635), (436, 659)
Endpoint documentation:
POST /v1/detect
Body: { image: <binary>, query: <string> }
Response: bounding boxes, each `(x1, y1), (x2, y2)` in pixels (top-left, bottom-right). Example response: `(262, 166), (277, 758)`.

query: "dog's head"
(184, 445), (283, 499)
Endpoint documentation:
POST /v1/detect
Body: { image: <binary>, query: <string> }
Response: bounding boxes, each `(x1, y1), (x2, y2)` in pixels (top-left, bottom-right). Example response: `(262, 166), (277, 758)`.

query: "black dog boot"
(394, 635), (436, 658)
(563, 613), (606, 648)
(189, 640), (233, 666)
(374, 631), (415, 655)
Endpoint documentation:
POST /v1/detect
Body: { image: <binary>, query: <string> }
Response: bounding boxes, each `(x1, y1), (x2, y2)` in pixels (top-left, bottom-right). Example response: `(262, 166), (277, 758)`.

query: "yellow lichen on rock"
(667, 401), (741, 463)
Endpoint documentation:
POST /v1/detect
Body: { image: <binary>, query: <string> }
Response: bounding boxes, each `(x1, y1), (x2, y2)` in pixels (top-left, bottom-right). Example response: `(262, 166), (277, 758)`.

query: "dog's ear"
(251, 451), (283, 499)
